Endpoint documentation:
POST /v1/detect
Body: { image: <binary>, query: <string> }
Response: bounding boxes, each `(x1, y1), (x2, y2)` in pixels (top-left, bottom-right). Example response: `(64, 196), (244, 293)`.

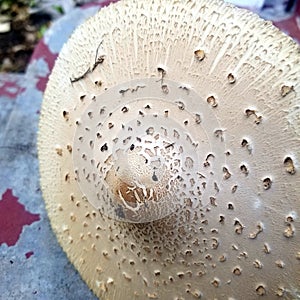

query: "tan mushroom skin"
(38, 0), (300, 299)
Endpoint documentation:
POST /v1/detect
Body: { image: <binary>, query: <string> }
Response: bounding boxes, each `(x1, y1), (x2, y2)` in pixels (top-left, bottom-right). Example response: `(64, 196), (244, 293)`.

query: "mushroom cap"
(38, 0), (300, 299)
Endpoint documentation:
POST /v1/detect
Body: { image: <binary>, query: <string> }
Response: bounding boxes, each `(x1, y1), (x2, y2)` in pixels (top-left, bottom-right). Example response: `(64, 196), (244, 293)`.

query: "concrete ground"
(0, 4), (104, 300)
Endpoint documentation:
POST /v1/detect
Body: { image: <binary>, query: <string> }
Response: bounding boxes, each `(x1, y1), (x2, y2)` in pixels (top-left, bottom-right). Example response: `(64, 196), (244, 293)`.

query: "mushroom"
(38, 0), (300, 299)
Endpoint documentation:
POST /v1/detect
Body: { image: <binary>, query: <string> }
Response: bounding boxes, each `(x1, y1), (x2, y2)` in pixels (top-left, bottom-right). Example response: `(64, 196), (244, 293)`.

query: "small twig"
(70, 40), (104, 83)
(70, 67), (91, 83)
(92, 41), (105, 71)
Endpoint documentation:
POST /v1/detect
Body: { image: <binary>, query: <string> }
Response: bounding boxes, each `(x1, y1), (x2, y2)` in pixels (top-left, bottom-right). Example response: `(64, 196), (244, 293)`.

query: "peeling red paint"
(82, 1), (117, 9)
(36, 76), (49, 92)
(30, 39), (58, 92)
(274, 2), (300, 43)
(102, 0), (119, 7)
(0, 189), (40, 247)
(30, 39), (57, 71)
(0, 80), (24, 99)
(25, 251), (34, 259)
(82, 2), (101, 9)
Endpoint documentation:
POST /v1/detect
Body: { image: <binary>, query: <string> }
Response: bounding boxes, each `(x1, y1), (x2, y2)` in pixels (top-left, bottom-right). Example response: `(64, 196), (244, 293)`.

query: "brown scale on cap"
(194, 49), (205, 61)
(38, 0), (300, 299)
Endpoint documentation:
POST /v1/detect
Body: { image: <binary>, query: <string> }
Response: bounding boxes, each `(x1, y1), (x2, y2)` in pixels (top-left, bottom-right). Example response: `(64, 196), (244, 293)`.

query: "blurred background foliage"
(0, 0), (91, 72)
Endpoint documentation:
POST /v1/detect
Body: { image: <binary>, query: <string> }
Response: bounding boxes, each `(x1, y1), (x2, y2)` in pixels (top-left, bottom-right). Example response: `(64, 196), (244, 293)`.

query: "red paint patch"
(0, 189), (40, 247)
(25, 251), (34, 259)
(0, 80), (24, 99)
(274, 2), (300, 43)
(30, 39), (58, 92)
(30, 39), (57, 71)
(82, 1), (117, 9)
(101, 0), (119, 6)
(36, 76), (49, 92)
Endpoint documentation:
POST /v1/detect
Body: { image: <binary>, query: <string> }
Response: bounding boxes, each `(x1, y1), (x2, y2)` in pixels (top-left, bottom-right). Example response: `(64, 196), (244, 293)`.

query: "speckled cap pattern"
(38, 0), (300, 298)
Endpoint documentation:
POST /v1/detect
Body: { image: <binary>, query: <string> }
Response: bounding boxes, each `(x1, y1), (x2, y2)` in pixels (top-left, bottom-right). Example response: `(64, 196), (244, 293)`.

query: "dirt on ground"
(0, 1), (52, 73)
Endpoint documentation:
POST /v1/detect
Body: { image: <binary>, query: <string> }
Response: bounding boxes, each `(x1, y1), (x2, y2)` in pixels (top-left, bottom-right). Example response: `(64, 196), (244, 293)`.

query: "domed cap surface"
(38, 0), (300, 299)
